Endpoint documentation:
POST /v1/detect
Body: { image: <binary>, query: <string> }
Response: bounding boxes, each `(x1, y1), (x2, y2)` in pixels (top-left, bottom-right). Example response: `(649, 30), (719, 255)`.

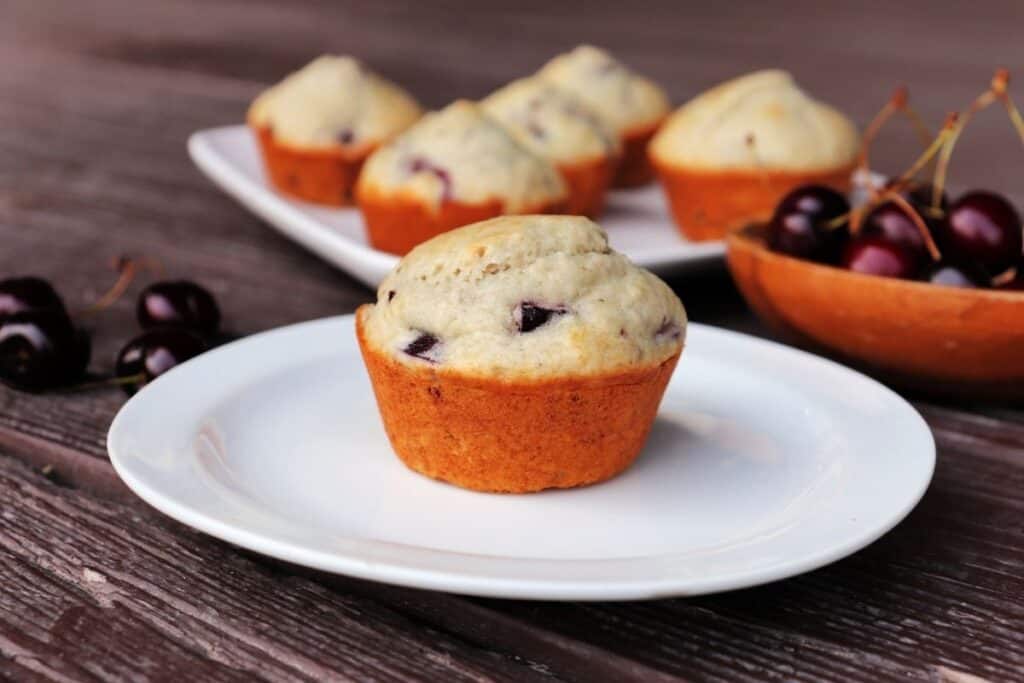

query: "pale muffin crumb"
(360, 215), (686, 379)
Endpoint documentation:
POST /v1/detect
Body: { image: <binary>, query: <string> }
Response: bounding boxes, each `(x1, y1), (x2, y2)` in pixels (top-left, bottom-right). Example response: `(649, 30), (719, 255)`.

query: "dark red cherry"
(408, 157), (453, 202)
(137, 281), (220, 337)
(860, 202), (932, 267)
(921, 261), (986, 288)
(0, 277), (66, 319)
(767, 185), (850, 262)
(840, 236), (918, 279)
(882, 180), (949, 217)
(0, 310), (90, 391)
(115, 328), (206, 395)
(516, 302), (567, 333)
(403, 333), (441, 363)
(940, 191), (1022, 275)
(904, 183), (949, 218)
(654, 318), (682, 341)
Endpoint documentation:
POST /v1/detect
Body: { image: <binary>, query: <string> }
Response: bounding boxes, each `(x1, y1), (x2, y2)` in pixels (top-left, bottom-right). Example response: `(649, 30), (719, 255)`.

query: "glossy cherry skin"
(0, 310), (90, 391)
(860, 201), (932, 267)
(115, 328), (206, 395)
(767, 185), (850, 262)
(0, 277), (66, 319)
(137, 281), (220, 337)
(940, 191), (1022, 275)
(840, 236), (919, 279)
(921, 261), (987, 288)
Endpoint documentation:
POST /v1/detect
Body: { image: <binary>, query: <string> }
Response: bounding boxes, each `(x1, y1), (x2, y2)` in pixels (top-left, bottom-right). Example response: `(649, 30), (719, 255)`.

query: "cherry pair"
(0, 274), (220, 395)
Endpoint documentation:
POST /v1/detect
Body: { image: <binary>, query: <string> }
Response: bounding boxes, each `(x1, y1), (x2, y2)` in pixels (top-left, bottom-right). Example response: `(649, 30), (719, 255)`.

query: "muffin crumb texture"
(482, 77), (620, 163)
(360, 215), (687, 379)
(538, 45), (670, 134)
(650, 70), (859, 172)
(358, 100), (567, 212)
(248, 55), (421, 149)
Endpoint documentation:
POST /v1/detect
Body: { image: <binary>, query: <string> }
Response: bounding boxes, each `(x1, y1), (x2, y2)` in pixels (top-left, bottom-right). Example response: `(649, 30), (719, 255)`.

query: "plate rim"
(107, 315), (935, 601)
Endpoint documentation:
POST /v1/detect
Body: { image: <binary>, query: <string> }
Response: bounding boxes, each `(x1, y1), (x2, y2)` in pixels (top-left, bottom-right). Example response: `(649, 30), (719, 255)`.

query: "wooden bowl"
(727, 225), (1024, 399)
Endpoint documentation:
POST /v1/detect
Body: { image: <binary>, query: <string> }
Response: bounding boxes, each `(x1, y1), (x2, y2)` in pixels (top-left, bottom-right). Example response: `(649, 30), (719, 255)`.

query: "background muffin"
(356, 100), (567, 255)
(248, 55), (421, 206)
(538, 45), (670, 187)
(650, 69), (860, 241)
(356, 214), (686, 493)
(482, 77), (620, 217)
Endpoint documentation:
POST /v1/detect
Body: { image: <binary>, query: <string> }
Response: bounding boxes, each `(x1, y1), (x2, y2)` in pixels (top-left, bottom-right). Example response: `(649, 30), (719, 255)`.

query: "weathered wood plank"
(0, 454), (559, 682)
(2, 0), (1024, 680)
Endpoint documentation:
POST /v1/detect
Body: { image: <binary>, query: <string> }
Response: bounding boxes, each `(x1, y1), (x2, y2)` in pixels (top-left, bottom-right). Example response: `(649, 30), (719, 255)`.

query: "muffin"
(482, 77), (620, 217)
(356, 214), (686, 493)
(247, 55), (422, 206)
(356, 101), (568, 255)
(650, 70), (860, 241)
(538, 45), (670, 187)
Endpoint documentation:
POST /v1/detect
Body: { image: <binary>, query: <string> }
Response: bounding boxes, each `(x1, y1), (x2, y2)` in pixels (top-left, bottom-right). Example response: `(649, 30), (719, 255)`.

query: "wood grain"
(0, 454), (555, 682)
(2, 0), (1024, 680)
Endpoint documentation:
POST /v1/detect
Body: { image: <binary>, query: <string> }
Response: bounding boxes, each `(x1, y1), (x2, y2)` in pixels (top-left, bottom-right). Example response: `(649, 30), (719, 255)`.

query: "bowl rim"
(727, 224), (1024, 303)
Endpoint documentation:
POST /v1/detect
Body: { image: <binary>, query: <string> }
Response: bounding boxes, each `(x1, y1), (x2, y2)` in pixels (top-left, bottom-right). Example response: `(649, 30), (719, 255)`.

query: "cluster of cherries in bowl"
(0, 272), (220, 394)
(766, 73), (1024, 291)
(766, 182), (1024, 290)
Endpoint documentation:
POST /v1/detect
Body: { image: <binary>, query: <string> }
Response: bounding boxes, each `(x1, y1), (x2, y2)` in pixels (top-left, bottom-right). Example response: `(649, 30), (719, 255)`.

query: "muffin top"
(358, 100), (567, 212)
(650, 70), (860, 172)
(247, 55), (422, 151)
(481, 77), (620, 164)
(360, 215), (686, 379)
(537, 45), (670, 135)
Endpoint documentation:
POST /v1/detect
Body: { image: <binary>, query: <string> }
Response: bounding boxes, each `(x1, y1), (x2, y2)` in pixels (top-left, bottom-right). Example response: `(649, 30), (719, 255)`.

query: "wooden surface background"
(2, 1), (1023, 680)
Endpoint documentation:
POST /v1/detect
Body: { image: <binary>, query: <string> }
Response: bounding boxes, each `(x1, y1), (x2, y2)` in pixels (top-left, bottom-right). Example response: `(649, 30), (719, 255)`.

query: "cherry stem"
(932, 74), (1003, 211)
(902, 104), (934, 149)
(991, 267), (1018, 287)
(77, 256), (160, 317)
(66, 373), (146, 393)
(991, 68), (1024, 144)
(886, 116), (957, 202)
(884, 191), (942, 261)
(857, 86), (906, 179)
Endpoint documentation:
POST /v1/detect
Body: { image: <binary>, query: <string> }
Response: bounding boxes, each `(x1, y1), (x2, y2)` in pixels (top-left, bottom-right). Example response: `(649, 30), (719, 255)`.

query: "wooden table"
(3, 1), (1023, 680)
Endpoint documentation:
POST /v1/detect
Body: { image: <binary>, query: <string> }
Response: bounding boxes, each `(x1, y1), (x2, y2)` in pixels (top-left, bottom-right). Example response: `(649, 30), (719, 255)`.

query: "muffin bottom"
(356, 306), (681, 493)
(357, 186), (565, 256)
(558, 155), (616, 218)
(652, 161), (855, 241)
(252, 125), (371, 206)
(613, 119), (665, 188)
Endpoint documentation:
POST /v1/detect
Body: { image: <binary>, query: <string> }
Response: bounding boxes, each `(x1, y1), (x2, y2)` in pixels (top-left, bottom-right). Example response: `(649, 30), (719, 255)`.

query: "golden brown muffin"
(538, 45), (670, 188)
(356, 215), (687, 493)
(650, 70), (860, 241)
(356, 101), (567, 255)
(247, 55), (421, 206)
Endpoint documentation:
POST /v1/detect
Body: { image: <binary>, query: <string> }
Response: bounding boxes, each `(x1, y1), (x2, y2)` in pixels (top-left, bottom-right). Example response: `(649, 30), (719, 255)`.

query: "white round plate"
(108, 316), (934, 601)
(187, 126), (724, 288)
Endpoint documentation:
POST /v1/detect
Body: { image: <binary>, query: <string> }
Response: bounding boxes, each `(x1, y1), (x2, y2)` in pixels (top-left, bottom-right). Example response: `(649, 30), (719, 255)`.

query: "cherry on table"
(0, 310), (90, 391)
(0, 277), (67, 319)
(939, 191), (1022, 275)
(840, 236), (919, 279)
(767, 185), (850, 262)
(137, 280), (221, 337)
(115, 328), (207, 395)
